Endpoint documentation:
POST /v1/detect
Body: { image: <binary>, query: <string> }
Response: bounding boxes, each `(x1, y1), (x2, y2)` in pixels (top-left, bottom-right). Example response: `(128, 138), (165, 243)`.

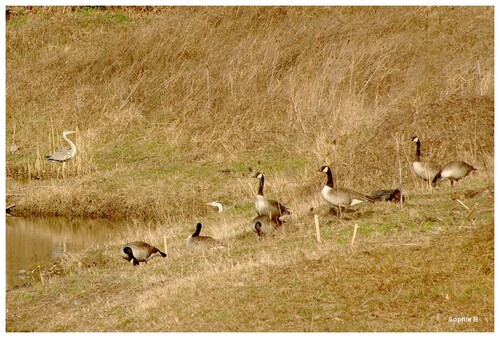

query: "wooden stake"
(456, 199), (470, 211)
(395, 136), (404, 208)
(314, 215), (322, 243)
(463, 203), (478, 225)
(351, 224), (359, 246)
(163, 235), (168, 256)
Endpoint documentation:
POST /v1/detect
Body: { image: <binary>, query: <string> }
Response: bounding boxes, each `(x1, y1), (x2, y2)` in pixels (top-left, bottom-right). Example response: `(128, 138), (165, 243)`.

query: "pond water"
(6, 216), (120, 289)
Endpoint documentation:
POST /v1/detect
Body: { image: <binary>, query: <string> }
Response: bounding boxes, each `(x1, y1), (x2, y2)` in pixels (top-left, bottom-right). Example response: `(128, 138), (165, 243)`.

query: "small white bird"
(46, 130), (77, 163)
(46, 130), (77, 178)
(206, 201), (232, 213)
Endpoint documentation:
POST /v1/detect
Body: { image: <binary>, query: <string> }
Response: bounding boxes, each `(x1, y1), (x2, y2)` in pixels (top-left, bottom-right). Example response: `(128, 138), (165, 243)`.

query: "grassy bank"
(6, 178), (494, 331)
(5, 6), (494, 332)
(6, 6), (494, 221)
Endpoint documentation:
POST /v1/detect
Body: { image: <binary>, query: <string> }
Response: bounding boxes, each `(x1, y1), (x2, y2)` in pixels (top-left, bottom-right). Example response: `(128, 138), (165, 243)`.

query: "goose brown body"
(251, 215), (283, 237)
(120, 241), (167, 266)
(411, 136), (441, 185)
(437, 161), (476, 187)
(186, 223), (225, 251)
(369, 189), (404, 203)
(253, 173), (291, 219)
(320, 166), (374, 209)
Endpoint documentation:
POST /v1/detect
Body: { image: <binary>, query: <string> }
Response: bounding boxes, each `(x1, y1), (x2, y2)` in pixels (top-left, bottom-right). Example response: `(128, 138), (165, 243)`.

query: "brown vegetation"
(6, 6), (493, 221)
(5, 6), (494, 332)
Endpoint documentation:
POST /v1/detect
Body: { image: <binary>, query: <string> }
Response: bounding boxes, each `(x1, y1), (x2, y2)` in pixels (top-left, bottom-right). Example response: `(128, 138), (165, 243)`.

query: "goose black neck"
(258, 175), (264, 195)
(325, 168), (334, 188)
(193, 223), (202, 237)
(414, 140), (421, 162)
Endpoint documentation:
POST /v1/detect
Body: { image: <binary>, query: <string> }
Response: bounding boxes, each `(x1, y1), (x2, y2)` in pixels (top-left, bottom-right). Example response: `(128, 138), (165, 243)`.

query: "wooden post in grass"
(395, 136), (404, 209)
(351, 224), (359, 246)
(457, 200), (478, 225)
(463, 204), (477, 225)
(163, 235), (168, 256)
(456, 199), (470, 211)
(314, 215), (322, 243)
(39, 270), (45, 285)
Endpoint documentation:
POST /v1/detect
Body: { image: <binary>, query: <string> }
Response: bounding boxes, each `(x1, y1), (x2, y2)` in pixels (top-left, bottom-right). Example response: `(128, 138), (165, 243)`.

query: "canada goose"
(319, 165), (374, 210)
(120, 241), (167, 266)
(186, 223), (225, 251)
(205, 201), (232, 213)
(411, 136), (441, 186)
(253, 172), (291, 219)
(250, 215), (284, 237)
(437, 161), (476, 188)
(369, 189), (404, 203)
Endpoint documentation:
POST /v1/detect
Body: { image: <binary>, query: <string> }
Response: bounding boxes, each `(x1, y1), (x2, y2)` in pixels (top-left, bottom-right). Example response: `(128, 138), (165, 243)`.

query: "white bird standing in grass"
(46, 130), (77, 178)
(206, 201), (232, 213)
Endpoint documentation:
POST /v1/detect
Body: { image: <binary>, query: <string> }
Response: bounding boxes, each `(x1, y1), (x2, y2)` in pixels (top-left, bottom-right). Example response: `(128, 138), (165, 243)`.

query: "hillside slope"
(6, 6), (493, 221)
(5, 6), (494, 332)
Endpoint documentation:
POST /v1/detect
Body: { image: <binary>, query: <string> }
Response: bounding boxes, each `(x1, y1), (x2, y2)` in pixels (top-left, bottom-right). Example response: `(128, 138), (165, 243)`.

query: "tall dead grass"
(5, 6), (494, 220)
(6, 186), (494, 331)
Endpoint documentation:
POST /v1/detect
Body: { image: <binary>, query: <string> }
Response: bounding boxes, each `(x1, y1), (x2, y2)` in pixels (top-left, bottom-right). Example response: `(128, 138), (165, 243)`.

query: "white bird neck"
(215, 203), (224, 213)
(63, 133), (77, 158)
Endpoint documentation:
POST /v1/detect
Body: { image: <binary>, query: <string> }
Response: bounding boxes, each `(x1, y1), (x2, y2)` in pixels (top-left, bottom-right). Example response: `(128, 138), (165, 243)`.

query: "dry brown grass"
(4, 6), (494, 332)
(6, 6), (493, 221)
(6, 182), (494, 331)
